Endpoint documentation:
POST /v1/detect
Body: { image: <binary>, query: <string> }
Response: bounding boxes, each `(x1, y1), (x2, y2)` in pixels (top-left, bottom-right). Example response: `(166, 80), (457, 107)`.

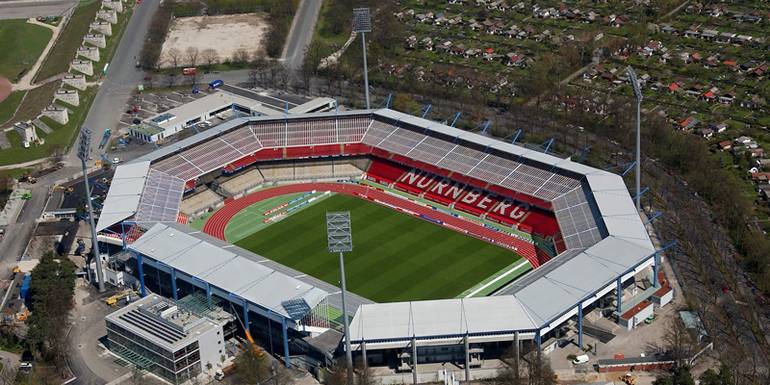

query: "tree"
(700, 365), (735, 385)
(185, 46), (199, 67)
(26, 252), (76, 375)
(235, 350), (271, 384)
(167, 47), (181, 68)
(662, 318), (696, 366)
(232, 49), (250, 66)
(201, 48), (219, 69)
(654, 366), (696, 385)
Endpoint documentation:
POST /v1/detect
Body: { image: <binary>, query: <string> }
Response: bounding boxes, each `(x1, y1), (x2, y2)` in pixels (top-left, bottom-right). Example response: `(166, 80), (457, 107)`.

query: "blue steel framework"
(133, 250), (293, 367)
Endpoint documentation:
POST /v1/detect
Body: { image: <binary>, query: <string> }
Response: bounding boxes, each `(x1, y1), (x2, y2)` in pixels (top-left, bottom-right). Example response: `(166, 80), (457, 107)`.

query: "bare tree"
(201, 48), (219, 69)
(232, 49), (250, 66)
(167, 47), (181, 68)
(662, 317), (697, 366)
(185, 46), (199, 67)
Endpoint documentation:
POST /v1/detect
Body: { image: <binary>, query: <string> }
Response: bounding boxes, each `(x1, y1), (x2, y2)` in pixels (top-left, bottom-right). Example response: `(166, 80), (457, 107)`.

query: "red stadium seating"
(366, 158), (408, 184)
(366, 157), (560, 238)
(342, 143), (373, 156)
(285, 144), (342, 159)
(184, 179), (196, 193)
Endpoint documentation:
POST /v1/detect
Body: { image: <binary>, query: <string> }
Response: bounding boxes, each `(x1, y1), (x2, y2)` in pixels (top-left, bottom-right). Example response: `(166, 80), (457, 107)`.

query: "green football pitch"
(233, 194), (525, 302)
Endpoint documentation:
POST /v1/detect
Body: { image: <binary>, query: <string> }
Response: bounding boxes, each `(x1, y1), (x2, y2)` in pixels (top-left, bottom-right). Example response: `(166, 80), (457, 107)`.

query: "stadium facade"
(97, 108), (662, 371)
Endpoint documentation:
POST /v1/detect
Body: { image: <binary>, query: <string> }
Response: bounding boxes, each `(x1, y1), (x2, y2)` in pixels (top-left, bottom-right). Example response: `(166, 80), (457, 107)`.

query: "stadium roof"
(96, 161), (150, 232)
(129, 223), (329, 321)
(100, 107), (656, 340)
(349, 296), (539, 343)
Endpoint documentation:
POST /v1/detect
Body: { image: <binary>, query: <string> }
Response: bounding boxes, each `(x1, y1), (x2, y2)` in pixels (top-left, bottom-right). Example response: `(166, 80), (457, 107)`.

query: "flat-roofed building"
(105, 294), (233, 384)
(130, 90), (285, 143)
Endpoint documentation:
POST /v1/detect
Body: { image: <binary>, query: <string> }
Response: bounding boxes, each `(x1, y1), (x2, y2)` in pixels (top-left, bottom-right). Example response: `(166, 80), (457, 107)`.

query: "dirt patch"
(158, 13), (269, 68)
(0, 76), (10, 104)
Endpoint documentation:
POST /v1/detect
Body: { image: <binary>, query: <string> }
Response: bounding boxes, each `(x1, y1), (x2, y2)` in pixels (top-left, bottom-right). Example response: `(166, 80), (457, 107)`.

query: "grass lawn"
(34, 1), (101, 82)
(0, 86), (96, 165)
(6, 81), (58, 125)
(234, 194), (522, 302)
(0, 19), (52, 82)
(0, 91), (26, 125)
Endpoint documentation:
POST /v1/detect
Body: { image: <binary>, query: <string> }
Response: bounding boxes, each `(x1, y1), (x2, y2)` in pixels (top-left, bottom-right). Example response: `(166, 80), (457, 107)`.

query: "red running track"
(202, 183), (542, 267)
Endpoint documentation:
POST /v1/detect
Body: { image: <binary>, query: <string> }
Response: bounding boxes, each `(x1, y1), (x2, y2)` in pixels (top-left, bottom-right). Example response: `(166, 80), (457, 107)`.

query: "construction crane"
(229, 302), (265, 358)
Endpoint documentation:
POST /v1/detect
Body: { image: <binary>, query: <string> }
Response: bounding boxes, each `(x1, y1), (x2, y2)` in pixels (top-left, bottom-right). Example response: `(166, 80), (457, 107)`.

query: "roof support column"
(464, 333), (470, 382)
(136, 253), (146, 297)
(267, 310), (274, 355)
(205, 282), (211, 306)
(281, 316), (290, 368)
(616, 277), (623, 314)
(120, 222), (127, 250)
(535, 330), (541, 364)
(170, 268), (178, 301)
(577, 303), (583, 348)
(412, 335), (418, 385)
(241, 298), (250, 333)
(652, 251), (661, 288)
(513, 331), (519, 382)
(361, 340), (367, 369)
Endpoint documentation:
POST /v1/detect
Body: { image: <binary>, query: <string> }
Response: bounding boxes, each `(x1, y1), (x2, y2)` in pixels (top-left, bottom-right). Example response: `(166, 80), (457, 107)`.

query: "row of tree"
(25, 252), (77, 376)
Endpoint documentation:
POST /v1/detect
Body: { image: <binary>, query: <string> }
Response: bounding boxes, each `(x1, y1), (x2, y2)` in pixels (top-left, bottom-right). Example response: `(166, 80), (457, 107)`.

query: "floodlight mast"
(78, 128), (106, 292)
(626, 66), (642, 212)
(353, 8), (372, 109)
(326, 212), (354, 384)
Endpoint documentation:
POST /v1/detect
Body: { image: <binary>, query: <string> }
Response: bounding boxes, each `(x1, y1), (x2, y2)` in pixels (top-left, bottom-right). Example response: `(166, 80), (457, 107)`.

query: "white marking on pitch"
(464, 259), (530, 298)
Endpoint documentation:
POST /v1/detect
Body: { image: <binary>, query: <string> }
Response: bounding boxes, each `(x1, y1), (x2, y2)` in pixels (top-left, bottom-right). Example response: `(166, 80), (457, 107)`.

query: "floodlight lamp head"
(77, 128), (92, 161)
(326, 212), (353, 253)
(626, 66), (643, 102)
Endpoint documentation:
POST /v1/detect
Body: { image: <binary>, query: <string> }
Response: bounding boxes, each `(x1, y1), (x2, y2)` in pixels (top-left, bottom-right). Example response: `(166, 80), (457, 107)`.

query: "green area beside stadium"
(0, 19), (52, 82)
(234, 194), (525, 302)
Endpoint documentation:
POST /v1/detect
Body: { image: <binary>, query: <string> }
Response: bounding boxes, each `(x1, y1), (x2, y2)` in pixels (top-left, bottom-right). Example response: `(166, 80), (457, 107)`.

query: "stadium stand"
(294, 162), (334, 179)
(259, 164), (296, 181)
(218, 169), (265, 197)
(331, 161), (366, 177)
(179, 189), (225, 217)
(365, 158), (560, 237)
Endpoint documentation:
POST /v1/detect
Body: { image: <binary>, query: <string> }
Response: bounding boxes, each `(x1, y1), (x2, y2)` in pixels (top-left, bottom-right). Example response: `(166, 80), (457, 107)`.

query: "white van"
(572, 354), (590, 365)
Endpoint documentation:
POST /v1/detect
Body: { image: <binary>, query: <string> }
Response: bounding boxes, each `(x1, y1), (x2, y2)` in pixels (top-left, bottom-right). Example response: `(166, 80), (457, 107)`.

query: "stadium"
(96, 106), (664, 377)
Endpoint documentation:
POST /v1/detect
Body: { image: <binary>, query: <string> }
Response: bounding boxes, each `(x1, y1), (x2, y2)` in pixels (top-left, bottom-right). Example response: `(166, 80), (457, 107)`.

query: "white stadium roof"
(99, 107), (656, 342)
(129, 223), (330, 321)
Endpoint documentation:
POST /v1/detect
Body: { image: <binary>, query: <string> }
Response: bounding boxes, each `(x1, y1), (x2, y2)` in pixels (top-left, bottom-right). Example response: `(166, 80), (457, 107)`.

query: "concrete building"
(129, 91), (285, 143)
(105, 294), (234, 384)
(13, 122), (39, 147)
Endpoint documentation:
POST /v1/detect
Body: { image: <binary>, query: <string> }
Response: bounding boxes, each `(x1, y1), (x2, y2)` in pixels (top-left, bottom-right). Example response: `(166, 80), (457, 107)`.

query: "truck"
(214, 363), (236, 380)
(98, 129), (112, 150)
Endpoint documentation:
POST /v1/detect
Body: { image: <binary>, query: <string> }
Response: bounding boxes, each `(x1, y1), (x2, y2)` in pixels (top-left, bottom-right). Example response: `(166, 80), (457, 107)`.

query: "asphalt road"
(0, 0), (75, 20)
(63, 0), (160, 166)
(281, 0), (322, 73)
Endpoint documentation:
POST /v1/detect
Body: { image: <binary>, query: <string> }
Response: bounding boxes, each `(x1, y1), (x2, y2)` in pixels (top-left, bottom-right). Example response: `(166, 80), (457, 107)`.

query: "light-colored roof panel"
(129, 224), (329, 320)
(349, 296), (538, 342)
(201, 256), (274, 293)
(95, 161), (151, 231)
